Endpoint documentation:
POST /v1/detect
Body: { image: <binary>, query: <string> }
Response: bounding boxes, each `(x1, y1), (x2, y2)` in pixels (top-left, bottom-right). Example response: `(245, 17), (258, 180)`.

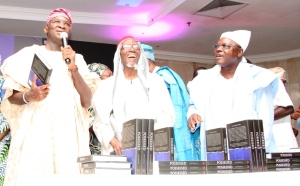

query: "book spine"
(266, 158), (300, 163)
(82, 168), (95, 174)
(253, 119), (263, 171)
(248, 120), (257, 172)
(266, 163), (300, 168)
(206, 160), (250, 165)
(158, 161), (207, 166)
(267, 152), (300, 159)
(222, 128), (228, 160)
(147, 119), (154, 175)
(159, 165), (206, 171)
(159, 170), (207, 175)
(140, 119), (148, 175)
(258, 120), (267, 171)
(135, 119), (142, 175)
(77, 156), (92, 163)
(169, 127), (174, 161)
(206, 164), (250, 170)
(267, 167), (300, 172)
(207, 169), (251, 174)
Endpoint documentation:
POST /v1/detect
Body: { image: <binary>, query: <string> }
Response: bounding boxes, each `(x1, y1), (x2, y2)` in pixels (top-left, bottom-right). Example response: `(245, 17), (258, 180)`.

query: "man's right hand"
(291, 108), (300, 120)
(188, 113), (203, 131)
(110, 137), (122, 155)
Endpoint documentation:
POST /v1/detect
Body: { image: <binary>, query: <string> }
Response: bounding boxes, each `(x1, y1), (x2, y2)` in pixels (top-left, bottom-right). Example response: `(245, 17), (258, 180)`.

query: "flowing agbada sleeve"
(273, 79), (293, 108)
(92, 77), (115, 154)
(75, 54), (100, 126)
(0, 46), (36, 130)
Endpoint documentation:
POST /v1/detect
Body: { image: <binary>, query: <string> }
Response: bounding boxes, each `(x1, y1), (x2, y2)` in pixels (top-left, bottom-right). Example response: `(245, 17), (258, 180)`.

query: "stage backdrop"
(0, 34), (116, 72)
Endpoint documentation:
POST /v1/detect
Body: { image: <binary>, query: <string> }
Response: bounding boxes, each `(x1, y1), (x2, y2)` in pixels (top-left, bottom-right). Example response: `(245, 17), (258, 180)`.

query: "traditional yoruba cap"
(46, 8), (72, 28)
(141, 44), (155, 62)
(220, 30), (251, 52)
(268, 67), (288, 83)
(116, 36), (135, 48)
(87, 63), (109, 78)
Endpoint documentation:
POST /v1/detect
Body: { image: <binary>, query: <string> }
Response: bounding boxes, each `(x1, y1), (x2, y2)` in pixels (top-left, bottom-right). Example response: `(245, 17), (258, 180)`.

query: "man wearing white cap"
(187, 30), (281, 160)
(141, 43), (200, 161)
(268, 67), (298, 150)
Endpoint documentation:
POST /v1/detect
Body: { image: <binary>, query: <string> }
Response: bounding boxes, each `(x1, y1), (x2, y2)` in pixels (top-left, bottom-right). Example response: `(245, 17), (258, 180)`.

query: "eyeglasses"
(213, 44), (241, 50)
(51, 19), (71, 28)
(122, 44), (140, 50)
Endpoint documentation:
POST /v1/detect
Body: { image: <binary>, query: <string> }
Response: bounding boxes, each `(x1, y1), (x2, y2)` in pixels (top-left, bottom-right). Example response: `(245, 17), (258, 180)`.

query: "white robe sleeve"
(92, 78), (115, 154)
(273, 80), (293, 108)
(151, 74), (175, 130)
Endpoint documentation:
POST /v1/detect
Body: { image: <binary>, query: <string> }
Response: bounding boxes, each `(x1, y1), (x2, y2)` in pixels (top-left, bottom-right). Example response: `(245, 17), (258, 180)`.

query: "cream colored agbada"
(1, 45), (98, 184)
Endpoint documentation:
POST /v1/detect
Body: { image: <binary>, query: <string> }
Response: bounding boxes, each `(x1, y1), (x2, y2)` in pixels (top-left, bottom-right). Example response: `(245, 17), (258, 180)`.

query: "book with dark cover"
(159, 165), (206, 171)
(158, 161), (206, 167)
(154, 127), (174, 161)
(146, 119), (154, 175)
(266, 158), (300, 164)
(267, 167), (300, 172)
(28, 52), (52, 86)
(159, 170), (207, 175)
(206, 164), (250, 170)
(206, 160), (250, 165)
(253, 119), (263, 171)
(207, 169), (251, 174)
(206, 127), (227, 160)
(77, 155), (127, 163)
(140, 119), (148, 175)
(81, 161), (132, 169)
(266, 152), (300, 159)
(266, 162), (300, 168)
(226, 120), (257, 172)
(121, 118), (143, 174)
(257, 119), (267, 171)
(82, 168), (132, 175)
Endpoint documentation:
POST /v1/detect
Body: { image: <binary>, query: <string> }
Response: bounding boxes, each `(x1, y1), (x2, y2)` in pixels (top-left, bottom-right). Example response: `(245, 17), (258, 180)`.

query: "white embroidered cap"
(220, 30), (251, 52)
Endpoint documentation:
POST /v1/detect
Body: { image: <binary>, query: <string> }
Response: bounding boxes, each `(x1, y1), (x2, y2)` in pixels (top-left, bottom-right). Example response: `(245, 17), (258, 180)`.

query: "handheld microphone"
(60, 32), (71, 64)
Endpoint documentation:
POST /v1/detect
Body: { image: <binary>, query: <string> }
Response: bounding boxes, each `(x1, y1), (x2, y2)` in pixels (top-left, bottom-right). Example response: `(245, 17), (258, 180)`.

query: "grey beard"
(123, 63), (137, 69)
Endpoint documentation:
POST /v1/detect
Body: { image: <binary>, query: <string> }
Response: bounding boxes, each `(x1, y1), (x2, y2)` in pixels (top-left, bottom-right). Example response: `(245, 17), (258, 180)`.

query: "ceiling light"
(194, 0), (248, 19)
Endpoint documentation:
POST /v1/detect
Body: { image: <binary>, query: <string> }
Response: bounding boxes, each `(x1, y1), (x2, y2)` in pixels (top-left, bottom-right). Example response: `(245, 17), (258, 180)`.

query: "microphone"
(60, 32), (71, 64)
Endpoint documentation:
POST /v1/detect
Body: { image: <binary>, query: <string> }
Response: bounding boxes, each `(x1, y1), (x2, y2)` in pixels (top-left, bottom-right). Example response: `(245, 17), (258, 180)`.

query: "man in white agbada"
(188, 30), (280, 160)
(92, 36), (175, 155)
(0, 8), (99, 185)
(268, 67), (298, 150)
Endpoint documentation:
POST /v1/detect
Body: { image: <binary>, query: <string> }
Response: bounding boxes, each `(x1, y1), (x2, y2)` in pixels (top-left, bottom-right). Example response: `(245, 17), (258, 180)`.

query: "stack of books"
(77, 155), (132, 175)
(266, 152), (300, 172)
(157, 161), (207, 175)
(226, 119), (266, 172)
(206, 160), (251, 174)
(121, 118), (155, 175)
(155, 160), (252, 175)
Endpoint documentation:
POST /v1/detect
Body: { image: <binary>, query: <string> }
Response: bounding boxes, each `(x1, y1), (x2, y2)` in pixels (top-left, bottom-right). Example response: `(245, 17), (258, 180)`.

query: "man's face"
(44, 16), (71, 43)
(214, 38), (243, 67)
(120, 38), (141, 67)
